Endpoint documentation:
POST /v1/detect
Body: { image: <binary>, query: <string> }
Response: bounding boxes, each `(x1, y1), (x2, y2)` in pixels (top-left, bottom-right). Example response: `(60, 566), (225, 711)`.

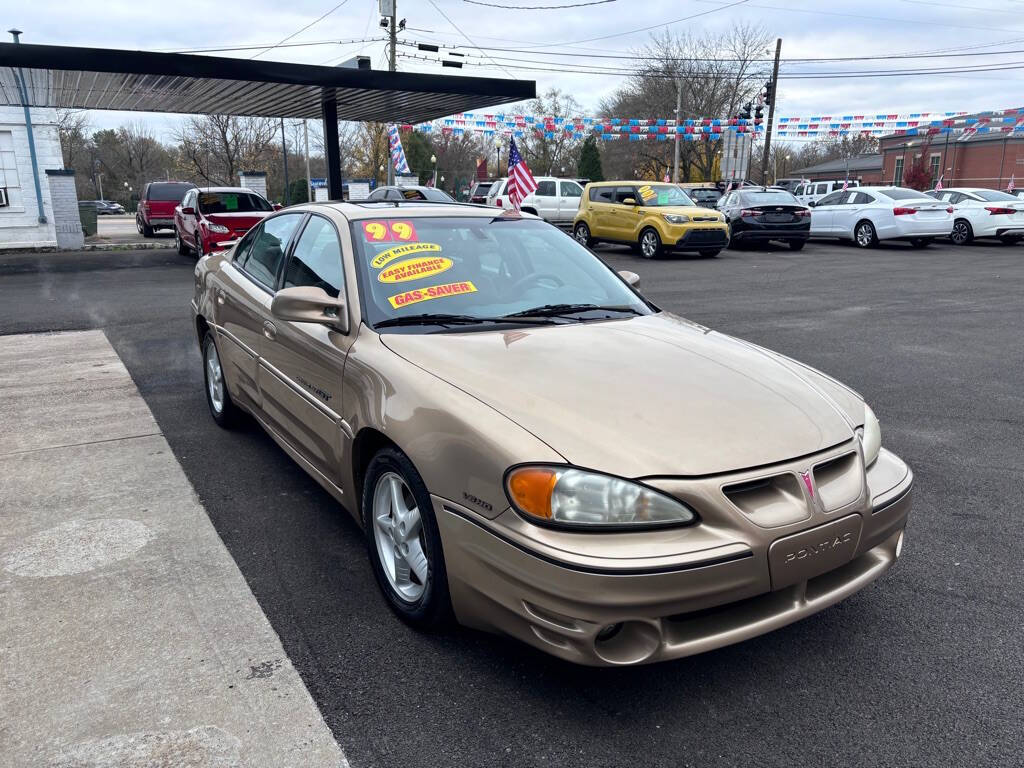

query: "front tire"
(573, 222), (594, 247)
(638, 227), (663, 259)
(854, 220), (878, 249)
(363, 447), (451, 629)
(202, 331), (240, 428)
(175, 229), (189, 256)
(950, 219), (973, 246)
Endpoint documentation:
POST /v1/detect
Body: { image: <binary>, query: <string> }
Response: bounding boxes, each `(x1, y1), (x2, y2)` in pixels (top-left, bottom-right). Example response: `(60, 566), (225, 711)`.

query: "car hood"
(646, 205), (722, 219)
(380, 313), (858, 477)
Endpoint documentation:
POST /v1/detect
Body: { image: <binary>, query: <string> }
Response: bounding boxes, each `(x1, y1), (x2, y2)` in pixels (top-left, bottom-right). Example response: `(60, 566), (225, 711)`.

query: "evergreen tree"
(578, 135), (604, 182)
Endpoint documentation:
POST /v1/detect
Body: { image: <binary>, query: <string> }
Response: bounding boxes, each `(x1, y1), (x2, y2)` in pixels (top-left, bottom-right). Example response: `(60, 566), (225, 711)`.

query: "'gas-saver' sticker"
(388, 281), (477, 309)
(370, 242), (441, 269)
(378, 256), (453, 284)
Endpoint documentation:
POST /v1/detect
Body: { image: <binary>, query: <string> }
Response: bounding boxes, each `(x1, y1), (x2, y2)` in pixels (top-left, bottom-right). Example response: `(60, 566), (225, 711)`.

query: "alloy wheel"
(204, 340), (224, 414)
(574, 224), (590, 245)
(856, 223), (874, 248)
(951, 221), (971, 245)
(372, 472), (429, 603)
(641, 230), (659, 258)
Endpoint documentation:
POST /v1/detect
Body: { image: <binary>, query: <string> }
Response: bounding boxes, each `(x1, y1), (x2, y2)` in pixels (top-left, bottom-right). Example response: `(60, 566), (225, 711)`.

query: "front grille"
(683, 229), (727, 245)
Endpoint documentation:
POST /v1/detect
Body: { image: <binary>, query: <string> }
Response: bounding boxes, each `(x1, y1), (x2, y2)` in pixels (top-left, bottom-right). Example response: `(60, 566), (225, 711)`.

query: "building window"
(893, 157), (904, 185)
(0, 130), (23, 210)
(930, 154), (941, 184)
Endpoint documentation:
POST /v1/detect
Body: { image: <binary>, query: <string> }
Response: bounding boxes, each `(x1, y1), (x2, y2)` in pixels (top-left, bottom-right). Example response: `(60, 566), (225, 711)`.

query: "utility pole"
(760, 37), (782, 186)
(304, 120), (312, 203)
(672, 78), (682, 183)
(384, 0), (397, 186)
(281, 116), (290, 205)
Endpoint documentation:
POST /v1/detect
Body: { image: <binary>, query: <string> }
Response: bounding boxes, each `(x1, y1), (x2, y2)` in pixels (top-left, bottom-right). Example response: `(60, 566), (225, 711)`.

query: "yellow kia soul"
(573, 181), (729, 258)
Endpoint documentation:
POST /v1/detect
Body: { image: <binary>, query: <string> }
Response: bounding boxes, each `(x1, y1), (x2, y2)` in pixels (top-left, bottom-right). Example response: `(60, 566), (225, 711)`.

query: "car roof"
(300, 200), (536, 221)
(194, 186), (264, 194)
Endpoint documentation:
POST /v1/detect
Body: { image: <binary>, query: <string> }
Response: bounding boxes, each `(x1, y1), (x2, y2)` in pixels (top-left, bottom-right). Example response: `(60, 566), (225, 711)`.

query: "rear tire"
(638, 227), (663, 259)
(950, 219), (973, 246)
(362, 447), (452, 629)
(142, 222), (155, 238)
(854, 220), (878, 249)
(788, 240), (806, 251)
(202, 331), (240, 428)
(573, 222), (594, 247)
(175, 229), (189, 256)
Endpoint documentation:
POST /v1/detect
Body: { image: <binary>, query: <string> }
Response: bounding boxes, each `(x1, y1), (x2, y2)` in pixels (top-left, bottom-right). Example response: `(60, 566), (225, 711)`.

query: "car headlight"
(206, 222), (230, 234)
(662, 213), (690, 224)
(505, 466), (696, 528)
(858, 405), (881, 467)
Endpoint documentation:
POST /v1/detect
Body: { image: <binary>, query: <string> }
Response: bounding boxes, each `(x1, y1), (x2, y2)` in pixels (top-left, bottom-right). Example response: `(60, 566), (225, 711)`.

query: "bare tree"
(517, 88), (586, 177)
(174, 114), (278, 185)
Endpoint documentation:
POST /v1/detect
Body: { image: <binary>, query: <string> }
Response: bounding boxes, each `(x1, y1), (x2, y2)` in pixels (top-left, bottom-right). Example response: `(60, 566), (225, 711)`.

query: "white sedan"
(928, 187), (1024, 245)
(809, 186), (954, 248)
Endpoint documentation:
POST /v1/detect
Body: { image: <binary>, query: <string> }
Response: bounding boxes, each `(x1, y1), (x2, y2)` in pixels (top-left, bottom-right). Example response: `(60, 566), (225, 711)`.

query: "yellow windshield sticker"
(638, 185), (657, 201)
(378, 256), (453, 284)
(388, 281), (477, 309)
(371, 242), (441, 269)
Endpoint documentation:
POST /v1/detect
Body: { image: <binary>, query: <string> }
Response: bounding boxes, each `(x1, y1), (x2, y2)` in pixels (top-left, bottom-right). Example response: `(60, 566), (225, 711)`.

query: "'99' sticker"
(361, 220), (418, 242)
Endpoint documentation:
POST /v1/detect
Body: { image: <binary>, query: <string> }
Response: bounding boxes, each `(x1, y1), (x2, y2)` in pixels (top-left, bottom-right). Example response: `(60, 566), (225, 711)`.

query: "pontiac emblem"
(800, 471), (815, 498)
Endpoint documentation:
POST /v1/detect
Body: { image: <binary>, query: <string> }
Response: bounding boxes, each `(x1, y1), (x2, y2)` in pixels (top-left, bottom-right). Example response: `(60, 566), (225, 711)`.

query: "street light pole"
(672, 77), (682, 183)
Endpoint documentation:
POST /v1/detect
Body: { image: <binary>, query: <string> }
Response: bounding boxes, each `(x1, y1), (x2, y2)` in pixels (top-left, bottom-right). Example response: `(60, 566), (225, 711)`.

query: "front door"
(557, 180), (584, 224)
(258, 213), (352, 486)
(809, 190), (847, 236)
(533, 180), (558, 221)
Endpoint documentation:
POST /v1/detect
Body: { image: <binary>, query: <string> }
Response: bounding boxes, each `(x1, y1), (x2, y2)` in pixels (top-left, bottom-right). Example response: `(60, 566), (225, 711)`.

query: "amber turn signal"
(506, 467), (559, 520)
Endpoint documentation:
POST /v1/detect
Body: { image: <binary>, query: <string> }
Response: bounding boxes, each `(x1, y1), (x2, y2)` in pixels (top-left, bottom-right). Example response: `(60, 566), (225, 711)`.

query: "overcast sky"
(10, 0), (1024, 142)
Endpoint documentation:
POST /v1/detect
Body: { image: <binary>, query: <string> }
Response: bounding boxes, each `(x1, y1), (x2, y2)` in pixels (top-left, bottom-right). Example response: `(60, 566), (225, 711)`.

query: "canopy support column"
(321, 91), (343, 201)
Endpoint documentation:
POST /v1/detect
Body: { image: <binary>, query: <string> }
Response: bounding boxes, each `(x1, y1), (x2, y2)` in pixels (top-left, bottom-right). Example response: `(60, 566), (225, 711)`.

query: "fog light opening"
(896, 531), (905, 558)
(596, 623), (623, 642)
(593, 620), (661, 665)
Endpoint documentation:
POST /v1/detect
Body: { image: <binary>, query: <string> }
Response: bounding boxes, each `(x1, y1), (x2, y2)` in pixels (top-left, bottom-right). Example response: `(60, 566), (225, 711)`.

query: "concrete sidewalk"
(0, 331), (347, 767)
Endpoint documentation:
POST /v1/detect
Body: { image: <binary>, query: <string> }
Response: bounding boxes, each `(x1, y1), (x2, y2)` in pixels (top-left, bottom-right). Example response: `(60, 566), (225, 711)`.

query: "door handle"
(216, 289), (226, 305)
(263, 321), (277, 341)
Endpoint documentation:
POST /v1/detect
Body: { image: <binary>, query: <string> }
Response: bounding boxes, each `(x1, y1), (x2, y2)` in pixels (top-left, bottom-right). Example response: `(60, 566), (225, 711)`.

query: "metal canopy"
(0, 42), (534, 123)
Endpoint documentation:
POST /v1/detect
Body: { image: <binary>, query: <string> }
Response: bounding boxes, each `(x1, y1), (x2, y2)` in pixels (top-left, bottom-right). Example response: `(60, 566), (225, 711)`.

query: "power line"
(251, 0), (355, 59)
(462, 0), (616, 7)
(173, 37), (381, 55)
(425, 0), (518, 78)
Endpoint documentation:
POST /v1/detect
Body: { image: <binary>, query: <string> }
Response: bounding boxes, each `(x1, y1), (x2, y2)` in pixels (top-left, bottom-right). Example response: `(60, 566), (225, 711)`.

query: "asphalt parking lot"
(1, 237), (1022, 767)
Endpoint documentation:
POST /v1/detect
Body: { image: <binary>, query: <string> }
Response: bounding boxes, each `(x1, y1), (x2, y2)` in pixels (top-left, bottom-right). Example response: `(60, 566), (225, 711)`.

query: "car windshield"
(738, 191), (800, 205)
(148, 182), (195, 201)
(875, 188), (934, 201)
(972, 189), (1019, 202)
(634, 184), (694, 206)
(197, 191), (272, 214)
(350, 216), (651, 331)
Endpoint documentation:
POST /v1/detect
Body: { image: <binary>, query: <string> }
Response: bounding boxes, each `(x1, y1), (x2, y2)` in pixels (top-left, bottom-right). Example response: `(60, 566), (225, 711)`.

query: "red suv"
(174, 186), (278, 257)
(137, 181), (196, 237)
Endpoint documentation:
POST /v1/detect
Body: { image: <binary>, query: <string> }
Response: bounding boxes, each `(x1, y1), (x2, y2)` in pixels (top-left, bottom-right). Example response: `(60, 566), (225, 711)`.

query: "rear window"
(738, 191), (798, 205)
(198, 191), (272, 214)
(973, 189), (1019, 202)
(472, 183), (493, 194)
(690, 189), (721, 201)
(875, 188), (935, 201)
(147, 182), (195, 202)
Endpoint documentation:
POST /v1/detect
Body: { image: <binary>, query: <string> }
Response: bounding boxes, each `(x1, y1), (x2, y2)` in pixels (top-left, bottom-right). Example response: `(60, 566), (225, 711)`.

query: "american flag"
(663, 172), (670, 182)
(935, 174), (944, 191)
(506, 137), (538, 210)
(387, 125), (411, 174)
(841, 178), (848, 191)
(1009, 174), (1016, 193)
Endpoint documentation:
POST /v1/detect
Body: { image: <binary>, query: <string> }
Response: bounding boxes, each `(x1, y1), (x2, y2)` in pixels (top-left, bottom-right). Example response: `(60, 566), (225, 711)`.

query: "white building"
(0, 105), (83, 250)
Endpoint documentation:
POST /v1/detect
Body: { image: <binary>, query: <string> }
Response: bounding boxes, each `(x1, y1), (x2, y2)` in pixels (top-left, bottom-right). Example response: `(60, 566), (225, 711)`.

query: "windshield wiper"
(503, 303), (644, 319)
(374, 313), (559, 329)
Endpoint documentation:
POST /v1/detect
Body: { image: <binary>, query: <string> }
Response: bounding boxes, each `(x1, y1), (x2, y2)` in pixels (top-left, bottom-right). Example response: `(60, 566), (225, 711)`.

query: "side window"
(560, 181), (583, 198)
(231, 225), (260, 268)
(794, 184), (805, 196)
(614, 186), (636, 204)
(283, 215), (344, 299)
(815, 183), (829, 195)
(366, 188), (385, 201)
(853, 192), (874, 205)
(590, 187), (613, 203)
(240, 213), (302, 289)
(535, 180), (556, 197)
(817, 191), (845, 206)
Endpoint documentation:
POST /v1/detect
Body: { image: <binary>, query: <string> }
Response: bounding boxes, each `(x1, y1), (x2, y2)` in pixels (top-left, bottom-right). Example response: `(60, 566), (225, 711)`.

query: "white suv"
(793, 179), (859, 206)
(486, 177), (585, 226)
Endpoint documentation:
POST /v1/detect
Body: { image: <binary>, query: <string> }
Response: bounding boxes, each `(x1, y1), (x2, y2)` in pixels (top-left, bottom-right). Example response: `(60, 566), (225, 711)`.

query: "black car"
(365, 185), (455, 202)
(718, 188), (811, 250)
(94, 200), (126, 215)
(685, 187), (722, 209)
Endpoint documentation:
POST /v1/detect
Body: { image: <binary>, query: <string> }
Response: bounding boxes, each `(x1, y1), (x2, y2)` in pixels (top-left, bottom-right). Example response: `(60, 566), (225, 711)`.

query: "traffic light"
(755, 104), (764, 122)
(738, 102), (752, 120)
(762, 79), (774, 106)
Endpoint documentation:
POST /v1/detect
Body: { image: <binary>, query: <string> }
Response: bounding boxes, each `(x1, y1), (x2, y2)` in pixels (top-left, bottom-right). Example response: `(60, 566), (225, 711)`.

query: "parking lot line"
(0, 330), (348, 767)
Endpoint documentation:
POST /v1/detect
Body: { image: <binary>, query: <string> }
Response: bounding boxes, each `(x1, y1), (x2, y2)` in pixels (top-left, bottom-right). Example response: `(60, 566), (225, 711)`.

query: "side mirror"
(808, 200), (816, 207)
(181, 206), (196, 216)
(621, 197), (638, 206)
(271, 286), (349, 334)
(619, 270), (640, 288)
(273, 203), (284, 211)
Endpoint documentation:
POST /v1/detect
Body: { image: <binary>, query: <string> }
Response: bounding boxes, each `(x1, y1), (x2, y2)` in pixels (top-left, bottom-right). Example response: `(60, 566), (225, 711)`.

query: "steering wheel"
(509, 272), (566, 292)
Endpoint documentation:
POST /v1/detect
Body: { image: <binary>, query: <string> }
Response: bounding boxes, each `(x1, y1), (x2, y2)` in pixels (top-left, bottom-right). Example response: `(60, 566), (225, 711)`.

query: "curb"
(1, 242), (175, 254)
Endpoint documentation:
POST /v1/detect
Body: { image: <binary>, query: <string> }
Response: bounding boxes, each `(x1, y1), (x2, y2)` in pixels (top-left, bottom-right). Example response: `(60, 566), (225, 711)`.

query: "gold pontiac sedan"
(191, 201), (913, 666)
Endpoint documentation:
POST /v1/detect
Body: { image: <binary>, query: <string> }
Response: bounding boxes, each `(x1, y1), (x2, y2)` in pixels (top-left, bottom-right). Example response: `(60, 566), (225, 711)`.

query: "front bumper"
(665, 226), (729, 250)
(437, 446), (913, 666)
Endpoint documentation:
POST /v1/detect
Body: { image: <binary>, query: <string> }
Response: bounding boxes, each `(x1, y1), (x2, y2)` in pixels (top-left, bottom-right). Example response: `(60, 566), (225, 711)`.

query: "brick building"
(880, 130), (1024, 189)
(792, 153), (884, 184)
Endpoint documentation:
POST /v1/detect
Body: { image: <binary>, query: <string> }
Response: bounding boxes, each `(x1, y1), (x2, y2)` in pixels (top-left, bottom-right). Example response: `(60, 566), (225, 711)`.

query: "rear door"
(214, 213), (304, 411)
(532, 180), (558, 220)
(557, 180), (584, 224)
(259, 213), (352, 484)
(588, 186), (616, 236)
